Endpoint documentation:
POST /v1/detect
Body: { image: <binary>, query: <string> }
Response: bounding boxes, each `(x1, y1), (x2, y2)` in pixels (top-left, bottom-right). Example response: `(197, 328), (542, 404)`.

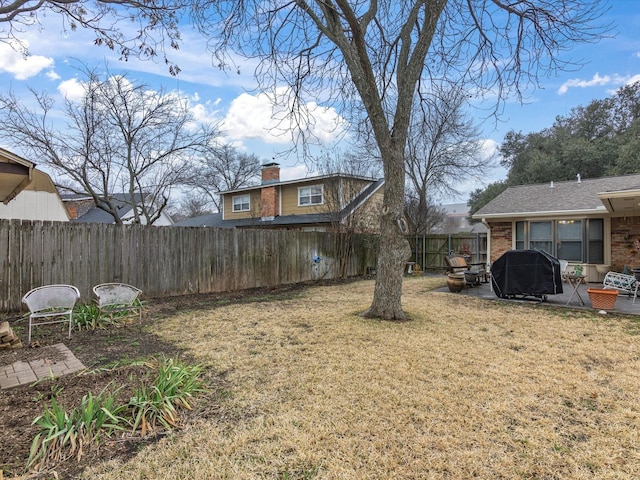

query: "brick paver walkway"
(0, 343), (85, 389)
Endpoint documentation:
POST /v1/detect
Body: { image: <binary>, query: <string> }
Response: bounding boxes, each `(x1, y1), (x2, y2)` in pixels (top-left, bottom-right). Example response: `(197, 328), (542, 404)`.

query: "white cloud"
(557, 73), (612, 95)
(57, 78), (86, 101)
(0, 42), (55, 80)
(280, 165), (313, 181)
(222, 88), (346, 145)
(624, 74), (640, 86)
(558, 72), (640, 96)
(480, 138), (499, 161)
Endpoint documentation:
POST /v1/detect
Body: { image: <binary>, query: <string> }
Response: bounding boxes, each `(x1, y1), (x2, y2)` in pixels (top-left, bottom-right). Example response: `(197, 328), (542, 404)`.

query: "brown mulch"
(0, 281), (318, 479)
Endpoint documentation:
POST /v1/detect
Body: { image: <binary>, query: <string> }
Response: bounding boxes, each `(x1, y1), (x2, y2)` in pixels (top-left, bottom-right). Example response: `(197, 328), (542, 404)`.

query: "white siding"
(0, 191), (69, 221)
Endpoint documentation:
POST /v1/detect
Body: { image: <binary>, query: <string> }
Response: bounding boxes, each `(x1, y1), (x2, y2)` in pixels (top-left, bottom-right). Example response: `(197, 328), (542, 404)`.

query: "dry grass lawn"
(85, 277), (640, 479)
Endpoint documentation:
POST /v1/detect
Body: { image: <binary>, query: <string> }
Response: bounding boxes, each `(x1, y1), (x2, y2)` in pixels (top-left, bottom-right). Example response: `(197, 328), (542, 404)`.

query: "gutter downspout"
(481, 218), (491, 269)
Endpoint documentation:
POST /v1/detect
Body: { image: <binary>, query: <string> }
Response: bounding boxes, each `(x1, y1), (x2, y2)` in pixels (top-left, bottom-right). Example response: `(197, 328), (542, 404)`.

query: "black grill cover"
(491, 249), (563, 298)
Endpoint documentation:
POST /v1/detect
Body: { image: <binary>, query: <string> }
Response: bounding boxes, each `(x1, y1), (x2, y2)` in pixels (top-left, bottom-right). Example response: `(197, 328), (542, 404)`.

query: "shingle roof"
(474, 174), (640, 218)
(172, 212), (337, 228)
(68, 193), (146, 223)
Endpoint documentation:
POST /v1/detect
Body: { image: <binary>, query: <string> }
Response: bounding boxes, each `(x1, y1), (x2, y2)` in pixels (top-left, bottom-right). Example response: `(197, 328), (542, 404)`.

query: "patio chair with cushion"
(445, 255), (487, 286)
(22, 284), (81, 343)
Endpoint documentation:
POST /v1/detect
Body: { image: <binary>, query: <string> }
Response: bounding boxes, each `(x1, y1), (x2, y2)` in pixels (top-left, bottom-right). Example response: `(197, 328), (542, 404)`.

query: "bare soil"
(0, 282), (315, 479)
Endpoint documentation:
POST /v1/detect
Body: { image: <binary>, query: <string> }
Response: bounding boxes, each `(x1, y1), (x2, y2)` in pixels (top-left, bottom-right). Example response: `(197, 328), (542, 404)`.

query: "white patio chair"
(558, 259), (569, 281)
(93, 283), (143, 321)
(22, 284), (81, 343)
(602, 271), (639, 303)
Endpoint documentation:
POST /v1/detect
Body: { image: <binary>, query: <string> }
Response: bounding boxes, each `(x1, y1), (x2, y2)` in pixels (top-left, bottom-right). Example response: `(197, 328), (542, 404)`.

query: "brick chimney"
(260, 163), (280, 220)
(66, 204), (78, 220)
(261, 162), (280, 184)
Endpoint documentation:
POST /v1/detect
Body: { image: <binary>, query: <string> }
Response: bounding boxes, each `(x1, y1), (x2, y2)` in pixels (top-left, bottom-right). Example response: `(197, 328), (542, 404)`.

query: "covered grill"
(491, 249), (563, 301)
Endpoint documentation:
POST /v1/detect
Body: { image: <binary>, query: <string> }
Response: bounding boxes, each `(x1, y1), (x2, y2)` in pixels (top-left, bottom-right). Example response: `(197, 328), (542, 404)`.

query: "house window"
(557, 220), (582, 261)
(298, 185), (323, 206)
(515, 218), (604, 263)
(587, 219), (604, 264)
(232, 194), (250, 212)
(530, 221), (553, 253)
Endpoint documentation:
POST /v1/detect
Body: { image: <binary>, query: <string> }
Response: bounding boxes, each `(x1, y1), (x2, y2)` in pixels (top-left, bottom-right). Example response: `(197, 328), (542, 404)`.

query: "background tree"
(195, 0), (608, 320)
(469, 80), (640, 215)
(0, 0), (189, 75)
(404, 191), (446, 236)
(316, 150), (383, 278)
(168, 193), (216, 222)
(181, 144), (262, 212)
(404, 83), (488, 235)
(0, 67), (220, 224)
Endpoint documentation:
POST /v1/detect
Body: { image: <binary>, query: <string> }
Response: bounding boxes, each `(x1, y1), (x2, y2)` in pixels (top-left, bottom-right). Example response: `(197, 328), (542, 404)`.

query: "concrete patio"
(434, 275), (640, 315)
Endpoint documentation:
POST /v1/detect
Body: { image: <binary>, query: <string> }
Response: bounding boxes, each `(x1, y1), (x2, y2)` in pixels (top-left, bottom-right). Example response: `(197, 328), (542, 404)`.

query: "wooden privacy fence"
(0, 220), (377, 312)
(408, 233), (488, 272)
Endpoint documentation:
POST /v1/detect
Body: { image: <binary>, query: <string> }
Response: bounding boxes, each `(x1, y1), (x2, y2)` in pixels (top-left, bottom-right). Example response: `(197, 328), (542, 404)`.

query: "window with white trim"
(298, 185), (323, 206)
(232, 194), (250, 212)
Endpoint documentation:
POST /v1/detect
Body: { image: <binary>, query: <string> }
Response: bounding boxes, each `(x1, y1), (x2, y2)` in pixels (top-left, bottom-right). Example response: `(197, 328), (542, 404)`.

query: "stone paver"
(0, 343), (85, 390)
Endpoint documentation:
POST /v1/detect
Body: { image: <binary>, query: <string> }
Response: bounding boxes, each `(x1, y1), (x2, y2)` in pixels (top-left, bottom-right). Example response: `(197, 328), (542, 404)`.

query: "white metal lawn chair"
(93, 283), (143, 321)
(22, 284), (81, 343)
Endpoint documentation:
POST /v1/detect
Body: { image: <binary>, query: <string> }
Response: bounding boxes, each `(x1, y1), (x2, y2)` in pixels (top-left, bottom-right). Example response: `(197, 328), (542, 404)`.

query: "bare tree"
(182, 144), (262, 212)
(0, 67), (220, 224)
(169, 192), (216, 221)
(0, 0), (189, 74)
(2, 1), (607, 316)
(193, 1), (608, 320)
(404, 190), (446, 236)
(405, 83), (490, 234)
(317, 152), (383, 278)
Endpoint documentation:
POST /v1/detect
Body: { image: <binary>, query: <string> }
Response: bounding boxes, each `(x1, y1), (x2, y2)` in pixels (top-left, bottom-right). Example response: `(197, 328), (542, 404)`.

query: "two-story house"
(176, 163), (384, 232)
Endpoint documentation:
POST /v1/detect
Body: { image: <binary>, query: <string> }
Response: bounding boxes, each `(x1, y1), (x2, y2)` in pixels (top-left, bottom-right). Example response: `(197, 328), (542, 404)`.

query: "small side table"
(564, 274), (586, 306)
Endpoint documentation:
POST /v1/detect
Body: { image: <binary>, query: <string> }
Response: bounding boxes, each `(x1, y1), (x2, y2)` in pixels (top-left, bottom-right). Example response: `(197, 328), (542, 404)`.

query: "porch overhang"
(0, 157), (34, 205)
(597, 188), (640, 214)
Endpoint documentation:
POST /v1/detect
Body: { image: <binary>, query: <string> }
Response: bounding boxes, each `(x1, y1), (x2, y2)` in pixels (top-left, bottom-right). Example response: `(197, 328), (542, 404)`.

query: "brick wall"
(64, 199), (95, 220)
(611, 216), (640, 271)
(261, 186), (279, 219)
(488, 222), (512, 262)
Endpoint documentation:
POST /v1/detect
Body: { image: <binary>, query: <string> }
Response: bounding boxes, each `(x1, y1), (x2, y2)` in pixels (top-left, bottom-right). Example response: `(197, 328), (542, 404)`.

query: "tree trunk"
(362, 145), (411, 320)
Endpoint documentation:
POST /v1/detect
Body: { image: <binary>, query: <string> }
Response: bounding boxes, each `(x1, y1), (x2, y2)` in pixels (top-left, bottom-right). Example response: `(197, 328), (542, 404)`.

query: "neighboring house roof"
(431, 202), (487, 234)
(173, 213), (225, 227)
(218, 172), (380, 195)
(173, 212), (360, 228)
(61, 193), (174, 225)
(0, 147), (35, 205)
(473, 174), (640, 219)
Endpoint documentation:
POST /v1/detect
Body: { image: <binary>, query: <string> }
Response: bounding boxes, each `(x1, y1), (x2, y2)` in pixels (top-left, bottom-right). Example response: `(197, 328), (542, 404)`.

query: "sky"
(1, 2), (639, 206)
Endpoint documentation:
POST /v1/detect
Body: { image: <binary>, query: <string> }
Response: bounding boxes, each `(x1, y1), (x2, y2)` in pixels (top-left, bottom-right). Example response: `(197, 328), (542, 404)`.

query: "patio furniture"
(22, 284), (81, 343)
(558, 259), (569, 281)
(93, 283), (143, 321)
(564, 273), (586, 306)
(490, 249), (563, 302)
(602, 271), (638, 302)
(445, 255), (487, 286)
